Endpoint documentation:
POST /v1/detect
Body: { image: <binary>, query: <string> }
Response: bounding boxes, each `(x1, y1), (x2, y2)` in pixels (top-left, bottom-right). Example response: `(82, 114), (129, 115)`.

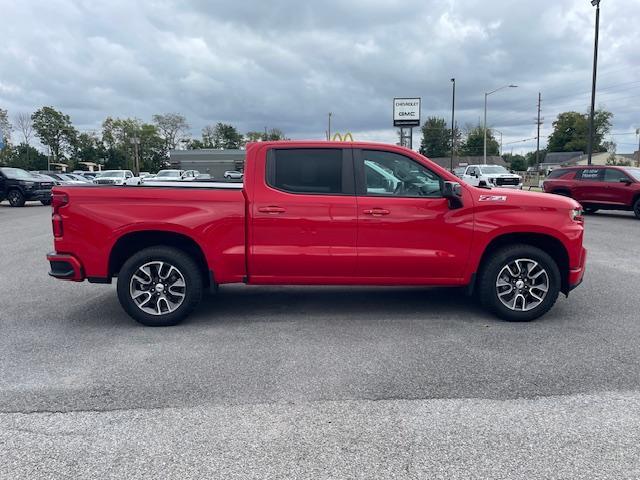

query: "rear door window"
(267, 148), (353, 195)
(577, 168), (604, 181)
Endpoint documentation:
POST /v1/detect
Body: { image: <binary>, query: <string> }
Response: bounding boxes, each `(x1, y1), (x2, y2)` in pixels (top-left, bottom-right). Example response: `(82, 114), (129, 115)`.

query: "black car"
(0, 167), (55, 207)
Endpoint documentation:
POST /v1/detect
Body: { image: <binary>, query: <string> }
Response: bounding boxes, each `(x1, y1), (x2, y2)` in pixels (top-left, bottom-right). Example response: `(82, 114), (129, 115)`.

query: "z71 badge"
(479, 195), (508, 202)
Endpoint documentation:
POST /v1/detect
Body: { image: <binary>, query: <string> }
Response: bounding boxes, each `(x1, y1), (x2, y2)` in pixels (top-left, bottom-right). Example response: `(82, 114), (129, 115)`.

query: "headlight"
(570, 208), (584, 223)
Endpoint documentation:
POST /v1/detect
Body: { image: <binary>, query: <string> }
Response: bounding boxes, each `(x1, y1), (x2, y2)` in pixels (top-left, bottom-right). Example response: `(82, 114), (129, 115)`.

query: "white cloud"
(0, 0), (639, 152)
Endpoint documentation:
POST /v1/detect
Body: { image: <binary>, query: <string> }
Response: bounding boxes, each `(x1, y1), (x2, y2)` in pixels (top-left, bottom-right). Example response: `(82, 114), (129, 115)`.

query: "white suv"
(462, 165), (523, 189)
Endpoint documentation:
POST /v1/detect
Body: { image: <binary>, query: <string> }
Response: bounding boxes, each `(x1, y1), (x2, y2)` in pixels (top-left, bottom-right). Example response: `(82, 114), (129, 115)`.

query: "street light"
(450, 78), (456, 172)
(484, 84), (517, 164)
(586, 0), (601, 166)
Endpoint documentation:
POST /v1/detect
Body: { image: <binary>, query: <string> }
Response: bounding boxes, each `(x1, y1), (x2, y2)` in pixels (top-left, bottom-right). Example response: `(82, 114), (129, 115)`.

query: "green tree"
(202, 123), (244, 149)
(460, 125), (499, 157)
(503, 153), (527, 171)
(245, 131), (264, 143)
(152, 113), (190, 151)
(5, 144), (48, 170)
(419, 117), (450, 157)
(525, 149), (547, 167)
(547, 109), (612, 153)
(31, 107), (77, 164)
(102, 117), (166, 172)
(245, 128), (288, 142)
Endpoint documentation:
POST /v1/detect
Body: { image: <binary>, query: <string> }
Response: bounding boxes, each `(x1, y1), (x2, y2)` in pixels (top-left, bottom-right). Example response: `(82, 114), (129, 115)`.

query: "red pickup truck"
(47, 141), (586, 326)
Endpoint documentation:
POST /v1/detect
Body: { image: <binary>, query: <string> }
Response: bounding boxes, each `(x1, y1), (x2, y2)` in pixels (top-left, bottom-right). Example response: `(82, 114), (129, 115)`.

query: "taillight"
(52, 214), (63, 237)
(51, 191), (68, 213)
(51, 191), (68, 238)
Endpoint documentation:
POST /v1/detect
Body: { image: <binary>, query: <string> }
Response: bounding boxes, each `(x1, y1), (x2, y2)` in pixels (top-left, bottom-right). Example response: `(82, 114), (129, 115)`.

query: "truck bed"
(53, 183), (247, 283)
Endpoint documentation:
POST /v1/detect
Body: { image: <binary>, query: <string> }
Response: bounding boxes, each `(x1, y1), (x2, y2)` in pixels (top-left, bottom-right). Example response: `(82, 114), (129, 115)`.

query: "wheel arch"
(477, 232), (570, 294)
(109, 230), (211, 287)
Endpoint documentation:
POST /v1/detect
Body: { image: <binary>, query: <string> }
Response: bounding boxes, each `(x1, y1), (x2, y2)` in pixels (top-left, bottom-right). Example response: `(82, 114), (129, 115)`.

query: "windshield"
(623, 168), (640, 181)
(156, 170), (181, 177)
(0, 167), (37, 180)
(96, 171), (125, 178)
(480, 166), (509, 174)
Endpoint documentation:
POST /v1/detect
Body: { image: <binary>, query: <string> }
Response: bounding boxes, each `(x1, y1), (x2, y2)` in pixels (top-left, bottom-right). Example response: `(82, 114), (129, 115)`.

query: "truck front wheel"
(117, 246), (203, 326)
(8, 189), (26, 207)
(478, 244), (560, 322)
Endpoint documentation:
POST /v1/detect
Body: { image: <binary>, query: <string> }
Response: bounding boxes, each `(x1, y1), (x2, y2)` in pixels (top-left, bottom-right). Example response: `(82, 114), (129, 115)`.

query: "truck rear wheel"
(478, 244), (560, 322)
(634, 198), (640, 219)
(116, 246), (203, 326)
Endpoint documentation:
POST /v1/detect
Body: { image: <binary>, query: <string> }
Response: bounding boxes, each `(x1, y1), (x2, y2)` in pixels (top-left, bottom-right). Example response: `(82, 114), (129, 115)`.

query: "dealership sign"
(393, 98), (421, 127)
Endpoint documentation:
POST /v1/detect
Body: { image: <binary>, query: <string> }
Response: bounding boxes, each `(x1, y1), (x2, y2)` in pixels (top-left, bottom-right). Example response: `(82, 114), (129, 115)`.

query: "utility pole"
(327, 112), (332, 141)
(130, 137), (141, 175)
(587, 0), (601, 166)
(450, 78), (456, 172)
(636, 128), (640, 167)
(536, 92), (542, 167)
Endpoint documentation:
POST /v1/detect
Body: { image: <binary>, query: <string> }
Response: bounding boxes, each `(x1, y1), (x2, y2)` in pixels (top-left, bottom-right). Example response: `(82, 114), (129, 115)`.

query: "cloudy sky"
(1, 0), (639, 153)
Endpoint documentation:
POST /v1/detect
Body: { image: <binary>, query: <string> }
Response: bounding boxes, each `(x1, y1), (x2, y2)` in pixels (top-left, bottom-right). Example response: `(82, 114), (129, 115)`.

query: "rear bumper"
(47, 252), (85, 282)
(568, 247), (587, 291)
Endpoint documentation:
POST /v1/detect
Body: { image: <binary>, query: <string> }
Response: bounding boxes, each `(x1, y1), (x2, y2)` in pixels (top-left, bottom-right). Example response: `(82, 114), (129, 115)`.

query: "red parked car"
(543, 165), (640, 218)
(47, 141), (586, 326)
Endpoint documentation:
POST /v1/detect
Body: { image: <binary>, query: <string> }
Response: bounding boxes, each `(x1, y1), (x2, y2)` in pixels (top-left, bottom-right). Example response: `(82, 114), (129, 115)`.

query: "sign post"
(393, 97), (421, 150)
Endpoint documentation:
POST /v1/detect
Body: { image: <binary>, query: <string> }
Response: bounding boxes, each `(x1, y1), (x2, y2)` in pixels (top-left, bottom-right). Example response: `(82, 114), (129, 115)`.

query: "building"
(169, 149), (245, 178)
(542, 151), (636, 168)
(541, 151), (584, 168)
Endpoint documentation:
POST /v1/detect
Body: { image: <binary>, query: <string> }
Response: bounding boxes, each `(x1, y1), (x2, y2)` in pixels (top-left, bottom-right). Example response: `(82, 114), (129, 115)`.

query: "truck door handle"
(363, 208), (390, 216)
(258, 206), (286, 214)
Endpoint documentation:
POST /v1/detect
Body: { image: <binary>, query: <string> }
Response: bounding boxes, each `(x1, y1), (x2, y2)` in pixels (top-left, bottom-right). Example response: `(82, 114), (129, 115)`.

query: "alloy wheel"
(129, 261), (186, 316)
(495, 258), (550, 312)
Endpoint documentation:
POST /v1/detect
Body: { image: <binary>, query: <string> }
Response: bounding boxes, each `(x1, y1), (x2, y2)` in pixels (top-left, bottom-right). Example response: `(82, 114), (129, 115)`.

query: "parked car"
(183, 170), (200, 181)
(453, 167), (466, 178)
(93, 170), (138, 185)
(542, 166), (640, 218)
(153, 169), (186, 181)
(73, 170), (97, 180)
(47, 141), (586, 327)
(461, 164), (523, 189)
(64, 173), (92, 183)
(0, 167), (54, 206)
(224, 170), (244, 179)
(34, 171), (82, 185)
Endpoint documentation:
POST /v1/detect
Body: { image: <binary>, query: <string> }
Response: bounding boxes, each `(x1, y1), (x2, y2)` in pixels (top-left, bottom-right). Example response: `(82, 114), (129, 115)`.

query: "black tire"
(478, 244), (561, 322)
(583, 206), (598, 214)
(7, 189), (26, 207)
(634, 198), (640, 219)
(116, 246), (203, 326)
(41, 199), (52, 206)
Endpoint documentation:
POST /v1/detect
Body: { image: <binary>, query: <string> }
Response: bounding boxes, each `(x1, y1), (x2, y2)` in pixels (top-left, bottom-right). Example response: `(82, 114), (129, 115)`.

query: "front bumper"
(493, 183), (523, 189)
(568, 247), (587, 291)
(25, 189), (52, 201)
(47, 252), (85, 281)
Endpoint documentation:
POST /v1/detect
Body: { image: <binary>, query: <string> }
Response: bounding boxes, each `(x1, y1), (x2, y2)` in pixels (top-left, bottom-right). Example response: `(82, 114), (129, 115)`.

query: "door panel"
(573, 168), (605, 203)
(354, 149), (473, 281)
(602, 168), (634, 205)
(250, 148), (358, 281)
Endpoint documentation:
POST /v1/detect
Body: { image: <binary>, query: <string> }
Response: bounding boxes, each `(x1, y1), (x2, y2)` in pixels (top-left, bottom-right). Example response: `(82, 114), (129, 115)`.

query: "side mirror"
(442, 181), (464, 209)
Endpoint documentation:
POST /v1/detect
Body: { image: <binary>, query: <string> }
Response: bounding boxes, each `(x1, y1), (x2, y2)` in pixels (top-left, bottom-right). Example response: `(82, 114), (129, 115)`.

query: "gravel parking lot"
(1, 203), (640, 479)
